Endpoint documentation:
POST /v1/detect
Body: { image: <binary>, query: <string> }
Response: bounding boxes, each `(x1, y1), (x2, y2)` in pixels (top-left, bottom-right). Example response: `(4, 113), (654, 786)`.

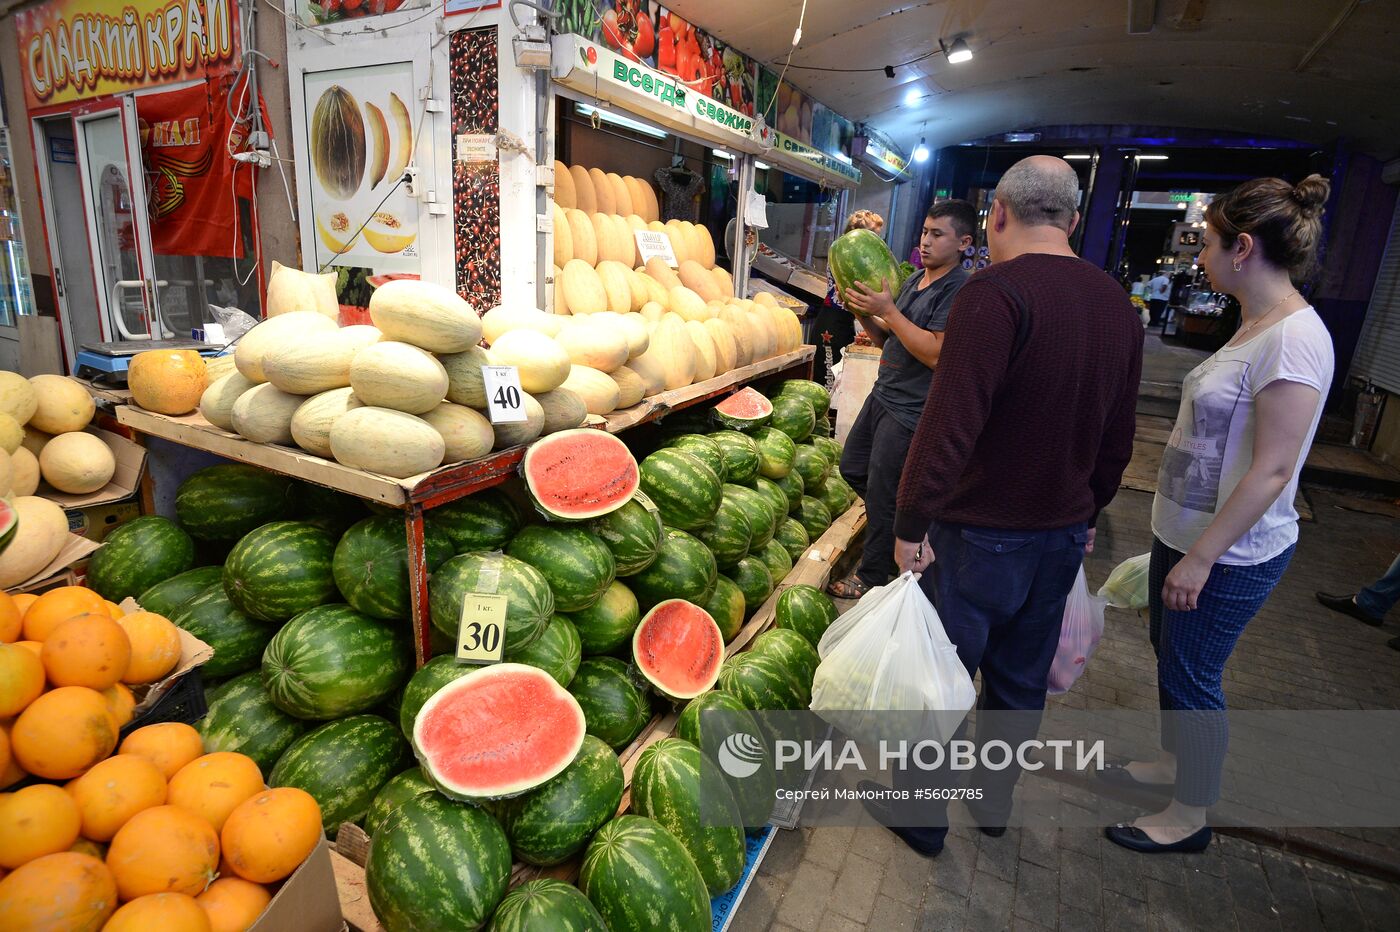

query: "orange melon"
(68, 838), (107, 859)
(11, 593), (37, 619)
(221, 787), (321, 884)
(102, 682), (136, 726)
(117, 611), (181, 684)
(0, 592), (20, 642)
(11, 639), (40, 656)
(0, 641), (44, 717)
(167, 753), (264, 833)
(118, 722), (205, 780)
(197, 876), (272, 932)
(0, 852), (118, 931)
(103, 600), (124, 620)
(128, 349), (209, 416)
(40, 613), (132, 690)
(0, 784), (82, 868)
(67, 753), (168, 842)
(22, 586), (107, 641)
(105, 892), (212, 932)
(106, 805), (220, 899)
(11, 686), (119, 780)
(0, 720), (24, 789)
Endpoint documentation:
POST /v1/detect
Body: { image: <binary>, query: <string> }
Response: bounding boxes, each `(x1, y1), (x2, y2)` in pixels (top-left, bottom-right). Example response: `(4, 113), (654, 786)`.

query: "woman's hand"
(1162, 552), (1212, 612)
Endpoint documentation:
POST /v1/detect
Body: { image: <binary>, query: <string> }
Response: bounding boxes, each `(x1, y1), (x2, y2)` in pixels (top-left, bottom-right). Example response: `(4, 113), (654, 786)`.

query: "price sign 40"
(481, 366), (528, 425)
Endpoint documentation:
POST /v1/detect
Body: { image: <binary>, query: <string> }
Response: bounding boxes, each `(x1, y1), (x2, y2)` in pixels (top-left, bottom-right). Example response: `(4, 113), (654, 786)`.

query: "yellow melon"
(0, 372), (37, 426)
(128, 350), (207, 416)
(38, 432), (115, 494)
(553, 160), (576, 209)
(28, 375), (94, 434)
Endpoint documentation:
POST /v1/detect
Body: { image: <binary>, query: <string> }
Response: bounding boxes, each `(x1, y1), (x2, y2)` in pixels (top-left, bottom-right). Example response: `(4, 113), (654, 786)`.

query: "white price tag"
(456, 592), (507, 664)
(634, 230), (678, 267)
(481, 366), (528, 424)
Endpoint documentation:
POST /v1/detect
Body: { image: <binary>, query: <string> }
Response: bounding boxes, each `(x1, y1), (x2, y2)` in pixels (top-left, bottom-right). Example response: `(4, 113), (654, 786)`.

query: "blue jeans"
(1357, 552), (1400, 620)
(892, 520), (1088, 847)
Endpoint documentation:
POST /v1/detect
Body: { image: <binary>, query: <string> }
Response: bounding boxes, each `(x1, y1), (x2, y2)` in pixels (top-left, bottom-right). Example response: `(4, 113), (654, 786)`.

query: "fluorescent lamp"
(711, 149), (734, 161)
(833, 152), (852, 164)
(941, 38), (973, 64)
(913, 137), (929, 162)
(904, 88), (922, 106)
(754, 161), (771, 171)
(575, 104), (667, 139)
(1135, 154), (1168, 160)
(1063, 153), (1092, 160)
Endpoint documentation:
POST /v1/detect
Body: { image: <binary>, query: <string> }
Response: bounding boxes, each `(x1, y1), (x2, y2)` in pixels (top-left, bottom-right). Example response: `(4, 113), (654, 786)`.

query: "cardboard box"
(253, 837), (347, 932)
(39, 427), (146, 510)
(117, 598), (214, 716)
(66, 499), (141, 542)
(7, 533), (102, 592)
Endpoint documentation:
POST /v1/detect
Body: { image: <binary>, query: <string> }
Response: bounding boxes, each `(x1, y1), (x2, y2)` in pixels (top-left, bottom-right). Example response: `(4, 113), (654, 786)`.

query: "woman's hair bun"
(1292, 174), (1330, 217)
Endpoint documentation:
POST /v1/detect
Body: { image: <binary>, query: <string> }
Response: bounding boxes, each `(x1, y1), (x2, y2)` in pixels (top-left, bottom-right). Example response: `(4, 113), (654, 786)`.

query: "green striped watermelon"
(770, 394), (816, 442)
(753, 628), (820, 694)
(199, 670), (308, 772)
(752, 475), (791, 521)
(724, 483), (775, 548)
(797, 496), (834, 539)
(624, 527), (716, 609)
(660, 434), (728, 483)
(175, 465), (294, 541)
(504, 614), (582, 687)
(506, 526), (616, 613)
(637, 448), (721, 531)
(701, 575), (746, 642)
(333, 515), (455, 620)
(792, 445), (831, 489)
(170, 584), (273, 678)
(632, 600), (723, 700)
(775, 517), (810, 562)
(488, 879), (607, 932)
(494, 735), (623, 866)
(692, 493), (752, 570)
(718, 649), (808, 712)
(270, 714), (409, 834)
(398, 655), (477, 738)
(364, 768), (435, 838)
(674, 690), (775, 830)
(429, 553), (554, 650)
(812, 434), (843, 464)
(709, 430), (761, 484)
(568, 657), (651, 750)
(632, 737), (745, 895)
(728, 556), (774, 612)
(367, 794), (511, 932)
(579, 815), (710, 932)
(812, 474), (855, 518)
(425, 488), (522, 554)
(223, 521), (337, 623)
(752, 426), (796, 479)
(86, 516), (195, 602)
(137, 565), (222, 617)
(814, 413), (833, 438)
(773, 379), (830, 417)
(564, 580), (639, 656)
(262, 603), (411, 719)
(297, 483), (371, 538)
(776, 471), (805, 510)
(759, 538), (793, 582)
(587, 492), (663, 576)
(775, 584), (838, 647)
(711, 386), (772, 432)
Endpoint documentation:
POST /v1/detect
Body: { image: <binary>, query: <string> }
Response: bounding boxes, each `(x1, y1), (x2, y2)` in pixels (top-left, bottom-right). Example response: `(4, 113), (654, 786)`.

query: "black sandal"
(826, 573), (871, 599)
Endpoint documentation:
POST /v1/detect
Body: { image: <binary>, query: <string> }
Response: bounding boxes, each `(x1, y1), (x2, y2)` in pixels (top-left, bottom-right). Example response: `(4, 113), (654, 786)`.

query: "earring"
(1232, 261), (1242, 272)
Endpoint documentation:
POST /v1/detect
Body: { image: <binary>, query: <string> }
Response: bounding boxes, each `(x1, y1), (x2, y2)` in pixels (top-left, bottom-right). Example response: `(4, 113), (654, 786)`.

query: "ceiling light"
(913, 137), (929, 162)
(1063, 153), (1092, 160)
(1135, 154), (1168, 160)
(576, 104), (667, 139)
(834, 153), (852, 164)
(940, 38), (973, 64)
(755, 161), (771, 171)
(711, 149), (734, 161)
(904, 88), (922, 106)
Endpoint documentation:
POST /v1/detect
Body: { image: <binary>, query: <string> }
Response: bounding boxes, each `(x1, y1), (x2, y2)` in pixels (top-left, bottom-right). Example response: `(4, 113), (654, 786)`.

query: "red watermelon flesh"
(413, 663), (586, 800)
(713, 387), (773, 431)
(633, 599), (725, 700)
(0, 497), (15, 553)
(523, 429), (640, 521)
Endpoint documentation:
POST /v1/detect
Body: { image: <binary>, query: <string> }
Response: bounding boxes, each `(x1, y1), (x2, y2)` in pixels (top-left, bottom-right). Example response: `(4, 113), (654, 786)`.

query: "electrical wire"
(769, 49), (940, 74)
(316, 175), (409, 273)
(762, 0), (808, 124)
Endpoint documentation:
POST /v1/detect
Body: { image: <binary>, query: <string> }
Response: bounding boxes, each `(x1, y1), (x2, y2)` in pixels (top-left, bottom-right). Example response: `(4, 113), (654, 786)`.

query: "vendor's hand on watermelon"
(846, 278), (898, 321)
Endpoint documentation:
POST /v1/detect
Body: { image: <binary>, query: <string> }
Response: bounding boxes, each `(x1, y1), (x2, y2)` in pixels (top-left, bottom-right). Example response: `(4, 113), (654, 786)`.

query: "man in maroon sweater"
(865, 156), (1143, 857)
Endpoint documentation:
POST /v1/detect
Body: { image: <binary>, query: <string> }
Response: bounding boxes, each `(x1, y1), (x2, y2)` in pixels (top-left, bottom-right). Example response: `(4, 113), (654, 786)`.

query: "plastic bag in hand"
(1047, 566), (1107, 695)
(810, 572), (976, 745)
(1098, 552), (1150, 609)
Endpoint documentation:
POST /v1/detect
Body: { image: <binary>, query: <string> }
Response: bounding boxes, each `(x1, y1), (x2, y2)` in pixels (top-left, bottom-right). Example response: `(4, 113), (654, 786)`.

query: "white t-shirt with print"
(1152, 307), (1334, 565)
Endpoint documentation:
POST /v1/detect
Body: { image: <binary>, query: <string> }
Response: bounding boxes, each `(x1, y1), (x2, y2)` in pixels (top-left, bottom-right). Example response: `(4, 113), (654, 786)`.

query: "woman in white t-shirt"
(1103, 175), (1335, 855)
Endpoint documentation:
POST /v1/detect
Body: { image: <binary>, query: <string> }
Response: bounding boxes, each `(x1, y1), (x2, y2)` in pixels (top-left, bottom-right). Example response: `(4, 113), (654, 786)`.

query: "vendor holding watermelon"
(826, 200), (977, 600)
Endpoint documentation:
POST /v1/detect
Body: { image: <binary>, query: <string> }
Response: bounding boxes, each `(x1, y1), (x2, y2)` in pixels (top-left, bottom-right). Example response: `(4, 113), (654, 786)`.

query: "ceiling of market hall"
(658, 0), (1400, 159)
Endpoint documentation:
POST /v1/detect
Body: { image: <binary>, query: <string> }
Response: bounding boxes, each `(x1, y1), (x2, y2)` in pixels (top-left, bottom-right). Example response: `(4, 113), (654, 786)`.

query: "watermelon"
(507, 525), (616, 613)
(718, 649), (808, 712)
(136, 565), (223, 617)
(660, 434), (727, 483)
(723, 483), (775, 548)
(367, 794), (512, 932)
(170, 584), (273, 678)
(776, 471), (805, 509)
(199, 670), (308, 772)
(637, 448), (721, 531)
(429, 553), (554, 650)
(332, 515), (454, 620)
(752, 426), (796, 479)
(770, 394), (816, 442)
(86, 516), (195, 602)
(398, 655), (477, 738)
(632, 600), (723, 701)
(504, 614), (582, 687)
(774, 379), (831, 418)
(711, 386), (772, 432)
(414, 663), (586, 800)
(631, 737), (745, 895)
(709, 430), (761, 484)
(775, 584), (838, 648)
(426, 488), (522, 553)
(775, 517), (810, 562)
(813, 413), (833, 438)
(564, 580), (639, 656)
(655, 408), (713, 437)
(297, 483), (371, 537)
(691, 493), (752, 570)
(752, 475), (791, 520)
(812, 474), (855, 519)
(587, 491), (662, 576)
(797, 495), (834, 539)
(489, 879), (608, 932)
(812, 434), (842, 464)
(522, 429), (640, 521)
(262, 603), (412, 719)
(625, 527), (717, 609)
(494, 735), (623, 866)
(701, 575), (746, 642)
(270, 714), (409, 834)
(174, 465), (295, 540)
(364, 768), (436, 838)
(674, 690), (775, 829)
(753, 628), (820, 691)
(727, 556), (774, 612)
(223, 521), (337, 623)
(759, 538), (793, 582)
(828, 228), (902, 312)
(793, 444), (830, 486)
(579, 815), (710, 932)
(0, 498), (14, 554)
(568, 657), (651, 750)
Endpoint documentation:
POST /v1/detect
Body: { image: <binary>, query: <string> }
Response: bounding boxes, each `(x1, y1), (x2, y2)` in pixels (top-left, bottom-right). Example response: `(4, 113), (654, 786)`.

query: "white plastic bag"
(1098, 552), (1151, 609)
(1047, 566), (1107, 695)
(810, 572), (976, 745)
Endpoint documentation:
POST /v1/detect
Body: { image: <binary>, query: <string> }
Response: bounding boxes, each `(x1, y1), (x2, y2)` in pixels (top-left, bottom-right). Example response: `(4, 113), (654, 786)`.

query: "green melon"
(425, 488), (522, 553)
(753, 628), (820, 693)
(297, 483), (371, 538)
(775, 584), (839, 648)
(774, 517), (811, 562)
(701, 574), (746, 642)
(170, 584), (273, 678)
(691, 493), (752, 570)
(429, 552), (554, 651)
(708, 430), (761, 484)
(262, 603), (412, 719)
(631, 737), (745, 895)
(567, 657), (651, 750)
(564, 580), (639, 656)
(770, 394), (816, 442)
(797, 496), (834, 539)
(624, 527), (717, 610)
(773, 378), (831, 417)
(674, 690), (775, 830)
(812, 473), (856, 518)
(727, 556), (774, 612)
(87, 516), (195, 603)
(812, 434), (843, 464)
(398, 655), (478, 738)
(718, 649), (808, 712)
(200, 670), (308, 772)
(637, 448), (721, 531)
(504, 614), (582, 687)
(506, 525), (616, 613)
(752, 426), (796, 479)
(758, 538), (793, 583)
(723, 483), (775, 549)
(364, 768), (436, 838)
(494, 735), (623, 866)
(792, 444), (831, 489)
(751, 475), (790, 520)
(332, 515), (455, 620)
(175, 464), (296, 541)
(776, 471), (805, 510)
(588, 491), (663, 576)
(270, 714), (410, 834)
(136, 565), (223, 617)
(660, 434), (728, 483)
(579, 815), (710, 932)
(489, 879), (608, 932)
(222, 521), (337, 623)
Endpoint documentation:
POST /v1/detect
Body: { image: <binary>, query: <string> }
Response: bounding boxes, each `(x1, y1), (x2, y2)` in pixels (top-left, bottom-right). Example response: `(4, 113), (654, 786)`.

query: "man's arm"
(1087, 333), (1144, 526)
(872, 312), (944, 368)
(856, 313), (890, 348)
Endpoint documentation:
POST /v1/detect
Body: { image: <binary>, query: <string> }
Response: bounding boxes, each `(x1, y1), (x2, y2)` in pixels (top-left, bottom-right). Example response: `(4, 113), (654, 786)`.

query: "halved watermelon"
(632, 599), (724, 701)
(523, 429), (640, 521)
(712, 386), (773, 432)
(0, 496), (15, 554)
(413, 663), (586, 800)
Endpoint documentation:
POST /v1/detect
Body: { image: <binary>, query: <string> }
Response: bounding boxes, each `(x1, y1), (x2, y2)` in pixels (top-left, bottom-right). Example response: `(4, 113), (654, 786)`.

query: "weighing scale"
(74, 340), (229, 387)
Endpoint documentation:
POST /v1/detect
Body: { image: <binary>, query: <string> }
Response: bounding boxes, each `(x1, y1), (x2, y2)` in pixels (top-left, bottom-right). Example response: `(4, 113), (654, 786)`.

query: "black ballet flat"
(1104, 823), (1212, 853)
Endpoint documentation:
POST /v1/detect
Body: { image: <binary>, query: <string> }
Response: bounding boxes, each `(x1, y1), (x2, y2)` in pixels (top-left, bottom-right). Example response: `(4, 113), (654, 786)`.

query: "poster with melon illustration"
(303, 61), (421, 273)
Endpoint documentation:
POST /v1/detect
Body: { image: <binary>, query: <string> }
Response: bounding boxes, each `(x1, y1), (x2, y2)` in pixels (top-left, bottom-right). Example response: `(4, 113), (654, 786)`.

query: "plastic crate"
(119, 668), (209, 740)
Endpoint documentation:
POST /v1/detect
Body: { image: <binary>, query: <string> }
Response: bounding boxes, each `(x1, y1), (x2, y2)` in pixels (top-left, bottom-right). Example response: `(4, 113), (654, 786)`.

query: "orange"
(11, 593), (38, 618)
(168, 752), (264, 833)
(22, 586), (108, 641)
(0, 784), (82, 868)
(119, 722), (205, 780)
(69, 837), (107, 859)
(11, 639), (41, 656)
(0, 642), (44, 717)
(196, 876), (272, 932)
(0, 852), (118, 931)
(11, 686), (118, 780)
(221, 787), (321, 884)
(67, 753), (167, 842)
(117, 610), (182, 684)
(102, 682), (136, 726)
(0, 721), (24, 790)
(104, 599), (124, 620)
(105, 892), (212, 932)
(40, 613), (132, 689)
(0, 726), (8, 780)
(106, 805), (219, 899)
(0, 592), (20, 642)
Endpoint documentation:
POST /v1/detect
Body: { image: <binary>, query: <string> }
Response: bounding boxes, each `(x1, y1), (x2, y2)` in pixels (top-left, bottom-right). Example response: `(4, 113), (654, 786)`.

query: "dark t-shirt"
(872, 266), (969, 431)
